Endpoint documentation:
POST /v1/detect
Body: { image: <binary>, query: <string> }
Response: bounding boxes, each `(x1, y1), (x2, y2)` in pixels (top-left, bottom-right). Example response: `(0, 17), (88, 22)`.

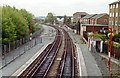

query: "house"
(73, 12), (88, 24)
(81, 14), (97, 24)
(109, 0), (120, 33)
(90, 13), (109, 25)
(80, 24), (108, 36)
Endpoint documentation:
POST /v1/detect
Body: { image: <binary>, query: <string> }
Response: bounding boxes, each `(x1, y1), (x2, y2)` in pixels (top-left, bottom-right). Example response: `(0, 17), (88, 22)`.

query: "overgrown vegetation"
(63, 15), (71, 24)
(2, 5), (35, 45)
(0, 6), (2, 42)
(44, 13), (58, 24)
(89, 33), (120, 48)
(35, 24), (42, 28)
(89, 33), (106, 41)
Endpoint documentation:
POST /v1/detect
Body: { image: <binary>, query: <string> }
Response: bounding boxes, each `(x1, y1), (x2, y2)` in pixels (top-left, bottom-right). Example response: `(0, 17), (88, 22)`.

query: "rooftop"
(81, 24), (108, 27)
(89, 37), (102, 41)
(82, 14), (97, 19)
(91, 13), (108, 19)
(109, 0), (120, 5)
(73, 12), (88, 15)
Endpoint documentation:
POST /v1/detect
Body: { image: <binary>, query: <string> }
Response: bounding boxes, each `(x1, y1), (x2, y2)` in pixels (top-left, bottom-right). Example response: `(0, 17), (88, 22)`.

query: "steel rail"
(20, 27), (62, 78)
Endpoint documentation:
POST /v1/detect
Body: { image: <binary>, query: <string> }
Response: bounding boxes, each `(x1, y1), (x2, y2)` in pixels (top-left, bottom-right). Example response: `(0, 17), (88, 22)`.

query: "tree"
(0, 6), (2, 43)
(19, 9), (35, 33)
(2, 5), (34, 44)
(2, 18), (17, 44)
(63, 15), (71, 24)
(44, 13), (57, 24)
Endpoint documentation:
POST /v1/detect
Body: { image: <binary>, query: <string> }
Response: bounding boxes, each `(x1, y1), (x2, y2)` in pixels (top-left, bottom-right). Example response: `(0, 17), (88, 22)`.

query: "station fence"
(103, 43), (120, 60)
(1, 28), (44, 67)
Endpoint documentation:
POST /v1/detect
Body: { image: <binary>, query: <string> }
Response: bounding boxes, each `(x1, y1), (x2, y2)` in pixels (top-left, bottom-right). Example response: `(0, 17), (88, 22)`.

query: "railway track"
(57, 28), (75, 78)
(19, 25), (76, 78)
(19, 26), (62, 78)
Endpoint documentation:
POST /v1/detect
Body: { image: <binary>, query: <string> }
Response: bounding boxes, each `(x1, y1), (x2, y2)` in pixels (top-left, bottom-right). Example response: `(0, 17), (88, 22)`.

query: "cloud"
(0, 0), (116, 16)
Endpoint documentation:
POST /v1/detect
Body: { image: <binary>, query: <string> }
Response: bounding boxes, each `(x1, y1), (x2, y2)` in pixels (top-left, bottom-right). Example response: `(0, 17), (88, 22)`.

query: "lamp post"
(103, 27), (112, 77)
(30, 23), (33, 48)
(90, 19), (95, 52)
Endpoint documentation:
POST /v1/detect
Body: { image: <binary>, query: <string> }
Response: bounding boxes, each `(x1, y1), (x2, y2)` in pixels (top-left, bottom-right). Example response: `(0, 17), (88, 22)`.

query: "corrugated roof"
(109, 0), (120, 5)
(91, 13), (107, 19)
(89, 37), (102, 41)
(73, 12), (88, 15)
(82, 14), (97, 19)
(81, 24), (108, 27)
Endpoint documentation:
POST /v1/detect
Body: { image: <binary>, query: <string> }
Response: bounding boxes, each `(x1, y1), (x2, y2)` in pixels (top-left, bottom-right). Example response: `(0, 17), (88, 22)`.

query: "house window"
(116, 12), (118, 17)
(104, 19), (107, 22)
(116, 3), (118, 8)
(109, 21), (111, 25)
(119, 21), (120, 26)
(111, 5), (112, 9)
(84, 19), (86, 21)
(112, 21), (114, 25)
(110, 13), (111, 17)
(113, 12), (114, 17)
(113, 4), (115, 8)
(80, 19), (82, 22)
(115, 21), (117, 26)
(94, 19), (97, 24)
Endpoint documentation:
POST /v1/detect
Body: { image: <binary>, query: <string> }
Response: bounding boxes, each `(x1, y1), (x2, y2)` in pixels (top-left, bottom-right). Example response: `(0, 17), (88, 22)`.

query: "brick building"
(90, 13), (109, 25)
(109, 0), (120, 33)
(81, 14), (97, 24)
(80, 13), (109, 25)
(73, 12), (88, 24)
(80, 24), (108, 36)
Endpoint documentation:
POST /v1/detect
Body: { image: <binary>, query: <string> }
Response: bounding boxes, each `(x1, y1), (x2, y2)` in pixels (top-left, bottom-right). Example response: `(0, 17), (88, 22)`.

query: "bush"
(89, 33), (106, 41)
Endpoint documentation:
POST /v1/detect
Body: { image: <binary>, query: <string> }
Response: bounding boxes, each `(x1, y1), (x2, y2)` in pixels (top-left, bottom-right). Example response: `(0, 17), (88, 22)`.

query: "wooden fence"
(103, 43), (120, 60)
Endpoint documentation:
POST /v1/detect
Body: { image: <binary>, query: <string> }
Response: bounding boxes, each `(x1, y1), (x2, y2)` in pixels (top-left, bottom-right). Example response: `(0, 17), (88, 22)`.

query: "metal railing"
(1, 28), (44, 68)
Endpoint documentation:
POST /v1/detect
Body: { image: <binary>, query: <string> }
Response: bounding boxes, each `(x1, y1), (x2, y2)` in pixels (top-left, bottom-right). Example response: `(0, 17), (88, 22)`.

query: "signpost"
(92, 19), (94, 52)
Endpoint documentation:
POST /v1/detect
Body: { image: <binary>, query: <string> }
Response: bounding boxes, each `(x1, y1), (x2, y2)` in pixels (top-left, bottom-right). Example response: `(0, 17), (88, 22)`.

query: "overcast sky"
(0, 0), (117, 17)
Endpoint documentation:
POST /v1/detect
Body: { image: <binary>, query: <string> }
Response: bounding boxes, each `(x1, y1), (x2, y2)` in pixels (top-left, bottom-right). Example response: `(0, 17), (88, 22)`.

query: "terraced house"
(90, 13), (109, 25)
(109, 0), (120, 33)
(80, 14), (97, 24)
(80, 13), (109, 25)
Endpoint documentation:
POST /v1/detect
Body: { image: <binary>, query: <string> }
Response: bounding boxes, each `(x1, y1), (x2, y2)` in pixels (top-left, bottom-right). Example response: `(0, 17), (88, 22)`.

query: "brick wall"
(97, 14), (109, 25)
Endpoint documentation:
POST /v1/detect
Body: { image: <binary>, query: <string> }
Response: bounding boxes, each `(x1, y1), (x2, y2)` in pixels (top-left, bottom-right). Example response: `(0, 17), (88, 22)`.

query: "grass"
(88, 33), (106, 41)
(35, 24), (42, 28)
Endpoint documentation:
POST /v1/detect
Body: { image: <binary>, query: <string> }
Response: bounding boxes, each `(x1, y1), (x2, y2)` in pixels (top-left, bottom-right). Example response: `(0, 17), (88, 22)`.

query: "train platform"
(63, 26), (102, 76)
(1, 25), (56, 76)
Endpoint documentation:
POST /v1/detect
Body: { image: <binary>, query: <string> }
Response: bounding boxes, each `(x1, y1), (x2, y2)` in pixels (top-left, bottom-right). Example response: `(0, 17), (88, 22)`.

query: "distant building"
(109, 0), (120, 33)
(73, 12), (88, 24)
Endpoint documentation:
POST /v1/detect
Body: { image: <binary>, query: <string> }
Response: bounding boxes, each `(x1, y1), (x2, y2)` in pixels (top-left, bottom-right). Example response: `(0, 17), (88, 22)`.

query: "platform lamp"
(30, 23), (33, 48)
(103, 27), (112, 78)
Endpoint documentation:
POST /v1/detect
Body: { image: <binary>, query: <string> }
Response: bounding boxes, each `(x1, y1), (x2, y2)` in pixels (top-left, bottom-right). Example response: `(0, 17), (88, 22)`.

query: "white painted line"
(76, 44), (82, 77)
(11, 42), (52, 76)
(75, 43), (88, 77)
